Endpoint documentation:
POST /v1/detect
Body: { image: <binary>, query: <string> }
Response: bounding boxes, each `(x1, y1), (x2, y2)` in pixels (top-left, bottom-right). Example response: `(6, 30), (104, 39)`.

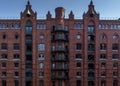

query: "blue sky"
(0, 0), (120, 19)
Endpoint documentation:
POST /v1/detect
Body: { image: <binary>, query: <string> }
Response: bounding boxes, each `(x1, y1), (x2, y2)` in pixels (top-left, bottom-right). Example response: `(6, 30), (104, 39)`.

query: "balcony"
(52, 76), (69, 80)
(26, 51), (32, 55)
(88, 68), (95, 72)
(52, 67), (69, 71)
(51, 48), (68, 53)
(26, 77), (32, 81)
(52, 37), (69, 42)
(88, 40), (95, 44)
(26, 68), (32, 72)
(51, 57), (69, 62)
(53, 28), (68, 33)
(26, 39), (32, 43)
(26, 61), (32, 64)
(88, 77), (94, 80)
(88, 59), (95, 62)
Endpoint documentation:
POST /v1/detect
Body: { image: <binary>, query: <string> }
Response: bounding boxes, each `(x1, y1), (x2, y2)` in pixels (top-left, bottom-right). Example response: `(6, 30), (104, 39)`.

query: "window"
(112, 44), (118, 50)
(2, 80), (6, 86)
(52, 45), (55, 51)
(14, 72), (19, 77)
(75, 54), (82, 60)
(74, 23), (82, 29)
(52, 63), (55, 69)
(38, 44), (45, 51)
(100, 54), (106, 60)
(113, 80), (118, 86)
(88, 64), (94, 70)
(76, 80), (81, 86)
(88, 25), (94, 33)
(3, 34), (6, 39)
(101, 63), (106, 69)
(15, 34), (19, 39)
(38, 54), (45, 60)
(3, 24), (8, 29)
(58, 44), (63, 50)
(58, 33), (63, 39)
(76, 34), (81, 39)
(14, 54), (20, 59)
(40, 34), (44, 39)
(58, 24), (62, 30)
(88, 35), (94, 42)
(88, 55), (94, 62)
(76, 62), (81, 68)
(39, 63), (44, 69)
(14, 80), (19, 86)
(0, 24), (3, 29)
(101, 72), (106, 77)
(76, 72), (81, 77)
(88, 44), (94, 51)
(39, 80), (44, 86)
(58, 80), (62, 86)
(52, 81), (55, 86)
(14, 63), (19, 68)
(113, 35), (119, 40)
(112, 54), (119, 60)
(1, 54), (7, 59)
(76, 43), (82, 50)
(1, 43), (7, 50)
(113, 63), (118, 69)
(100, 34), (106, 40)
(100, 44), (107, 50)
(2, 72), (6, 77)
(37, 24), (46, 29)
(39, 72), (44, 78)
(101, 80), (106, 86)
(2, 63), (6, 68)
(113, 72), (118, 77)
(13, 43), (20, 50)
(64, 25), (69, 31)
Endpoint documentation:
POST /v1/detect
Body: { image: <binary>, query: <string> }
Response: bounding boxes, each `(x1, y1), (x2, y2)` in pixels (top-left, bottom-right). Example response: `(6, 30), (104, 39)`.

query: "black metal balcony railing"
(26, 39), (32, 43)
(51, 48), (69, 53)
(88, 49), (95, 54)
(26, 51), (32, 55)
(51, 38), (69, 42)
(52, 67), (69, 71)
(51, 57), (69, 62)
(88, 59), (95, 62)
(88, 77), (94, 80)
(52, 76), (69, 80)
(88, 40), (95, 43)
(51, 28), (69, 33)
(88, 68), (95, 71)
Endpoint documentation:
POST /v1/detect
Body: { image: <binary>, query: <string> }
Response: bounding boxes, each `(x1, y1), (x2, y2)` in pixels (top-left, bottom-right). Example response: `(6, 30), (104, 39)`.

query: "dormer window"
(90, 13), (94, 17)
(26, 9), (31, 17)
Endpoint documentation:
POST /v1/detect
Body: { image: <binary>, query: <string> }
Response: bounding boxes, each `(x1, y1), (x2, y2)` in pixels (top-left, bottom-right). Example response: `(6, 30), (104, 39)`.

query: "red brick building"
(0, 1), (120, 86)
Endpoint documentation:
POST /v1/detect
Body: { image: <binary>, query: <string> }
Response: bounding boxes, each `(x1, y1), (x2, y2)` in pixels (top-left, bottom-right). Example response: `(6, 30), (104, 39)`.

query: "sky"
(0, 0), (120, 19)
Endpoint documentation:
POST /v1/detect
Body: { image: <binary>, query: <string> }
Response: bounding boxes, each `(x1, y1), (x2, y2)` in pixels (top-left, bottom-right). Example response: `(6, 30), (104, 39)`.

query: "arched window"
(100, 34), (107, 40)
(113, 33), (119, 40)
(39, 63), (44, 69)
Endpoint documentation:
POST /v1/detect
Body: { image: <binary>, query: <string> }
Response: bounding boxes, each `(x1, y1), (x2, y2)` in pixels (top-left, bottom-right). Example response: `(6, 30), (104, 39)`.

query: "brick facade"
(0, 1), (120, 86)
